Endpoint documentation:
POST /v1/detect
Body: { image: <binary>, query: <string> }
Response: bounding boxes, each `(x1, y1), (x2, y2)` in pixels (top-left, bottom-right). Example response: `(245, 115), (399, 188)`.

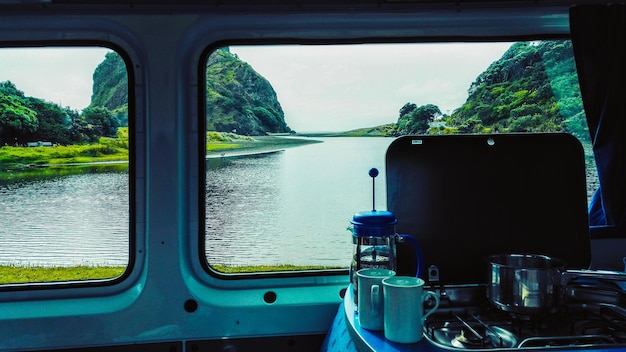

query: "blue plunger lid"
(351, 210), (397, 237)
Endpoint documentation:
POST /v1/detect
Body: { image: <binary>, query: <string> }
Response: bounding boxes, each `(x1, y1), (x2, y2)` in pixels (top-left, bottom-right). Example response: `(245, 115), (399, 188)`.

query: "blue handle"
(398, 234), (423, 278)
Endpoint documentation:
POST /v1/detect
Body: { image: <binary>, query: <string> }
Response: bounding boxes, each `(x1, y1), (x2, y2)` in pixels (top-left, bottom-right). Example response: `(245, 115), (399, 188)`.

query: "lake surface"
(0, 165), (129, 266)
(0, 136), (598, 269)
(205, 137), (394, 267)
(0, 137), (393, 268)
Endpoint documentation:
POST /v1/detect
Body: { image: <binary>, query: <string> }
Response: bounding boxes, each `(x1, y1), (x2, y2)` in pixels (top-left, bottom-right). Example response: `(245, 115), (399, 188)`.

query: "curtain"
(570, 4), (626, 234)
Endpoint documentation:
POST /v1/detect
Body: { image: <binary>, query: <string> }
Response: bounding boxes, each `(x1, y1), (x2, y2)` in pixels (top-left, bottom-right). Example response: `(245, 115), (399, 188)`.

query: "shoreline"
(44, 160), (129, 167)
(1, 136), (321, 173)
(206, 148), (286, 159)
(206, 135), (322, 159)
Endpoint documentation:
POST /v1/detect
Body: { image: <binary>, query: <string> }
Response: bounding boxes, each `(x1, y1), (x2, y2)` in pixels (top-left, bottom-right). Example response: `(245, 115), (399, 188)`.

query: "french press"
(349, 168), (422, 302)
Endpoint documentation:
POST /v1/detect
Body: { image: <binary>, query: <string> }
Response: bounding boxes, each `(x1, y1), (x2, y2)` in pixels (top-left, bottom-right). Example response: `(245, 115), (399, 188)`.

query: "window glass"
(0, 47), (130, 284)
(204, 41), (596, 274)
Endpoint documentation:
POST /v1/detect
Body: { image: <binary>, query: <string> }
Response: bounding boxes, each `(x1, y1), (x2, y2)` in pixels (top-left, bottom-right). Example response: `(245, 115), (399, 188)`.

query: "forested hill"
(90, 52), (128, 127)
(205, 48), (291, 135)
(435, 41), (588, 140)
(91, 41), (588, 139)
(0, 81), (117, 145)
(0, 41), (585, 145)
(91, 48), (291, 136)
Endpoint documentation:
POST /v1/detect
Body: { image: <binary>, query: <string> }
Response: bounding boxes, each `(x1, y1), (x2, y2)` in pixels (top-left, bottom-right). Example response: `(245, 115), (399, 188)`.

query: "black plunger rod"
(369, 168), (379, 211)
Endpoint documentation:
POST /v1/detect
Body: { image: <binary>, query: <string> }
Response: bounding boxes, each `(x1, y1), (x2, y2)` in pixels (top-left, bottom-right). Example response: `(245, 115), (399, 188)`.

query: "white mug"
(356, 268), (396, 331)
(382, 276), (440, 343)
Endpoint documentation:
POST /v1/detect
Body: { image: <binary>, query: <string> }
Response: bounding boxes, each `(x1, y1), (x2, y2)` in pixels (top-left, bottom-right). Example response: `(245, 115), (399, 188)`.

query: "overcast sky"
(230, 43), (513, 132)
(0, 43), (513, 132)
(0, 47), (112, 111)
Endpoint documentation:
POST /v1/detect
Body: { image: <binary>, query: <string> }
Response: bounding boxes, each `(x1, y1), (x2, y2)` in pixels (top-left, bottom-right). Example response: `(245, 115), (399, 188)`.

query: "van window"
(0, 47), (130, 285)
(203, 41), (596, 275)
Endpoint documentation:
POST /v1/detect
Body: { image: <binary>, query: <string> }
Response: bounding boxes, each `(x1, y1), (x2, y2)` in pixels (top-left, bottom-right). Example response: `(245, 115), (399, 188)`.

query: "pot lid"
(351, 210), (397, 237)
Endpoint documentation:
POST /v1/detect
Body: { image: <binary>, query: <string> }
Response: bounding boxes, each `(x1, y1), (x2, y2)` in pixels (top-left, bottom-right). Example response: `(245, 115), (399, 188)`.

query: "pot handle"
(398, 234), (423, 279)
(562, 269), (626, 286)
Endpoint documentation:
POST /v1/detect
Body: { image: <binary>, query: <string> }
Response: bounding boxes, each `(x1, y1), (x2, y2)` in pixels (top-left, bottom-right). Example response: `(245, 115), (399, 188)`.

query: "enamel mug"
(382, 276), (439, 343)
(356, 268), (396, 330)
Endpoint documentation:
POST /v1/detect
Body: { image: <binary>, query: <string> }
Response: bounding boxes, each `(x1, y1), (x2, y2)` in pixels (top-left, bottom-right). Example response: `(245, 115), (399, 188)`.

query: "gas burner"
(453, 327), (485, 347)
(433, 323), (518, 349)
(451, 325), (518, 349)
(572, 304), (626, 343)
(430, 313), (519, 349)
(422, 285), (626, 350)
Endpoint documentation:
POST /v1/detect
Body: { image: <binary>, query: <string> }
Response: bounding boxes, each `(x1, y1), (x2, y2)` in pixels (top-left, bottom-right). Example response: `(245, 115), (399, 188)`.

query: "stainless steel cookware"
(487, 254), (626, 316)
(487, 254), (566, 316)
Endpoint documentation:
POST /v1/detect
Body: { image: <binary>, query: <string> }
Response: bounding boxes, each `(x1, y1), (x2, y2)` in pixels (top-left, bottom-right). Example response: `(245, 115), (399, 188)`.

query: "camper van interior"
(1, 0), (626, 351)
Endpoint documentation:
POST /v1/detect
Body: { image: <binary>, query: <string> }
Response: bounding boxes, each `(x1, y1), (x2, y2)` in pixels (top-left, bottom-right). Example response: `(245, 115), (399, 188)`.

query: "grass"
(0, 141), (128, 171)
(0, 264), (344, 284)
(0, 131), (319, 171)
(0, 265), (126, 284)
(207, 143), (241, 151)
(211, 264), (343, 273)
(0, 128), (129, 171)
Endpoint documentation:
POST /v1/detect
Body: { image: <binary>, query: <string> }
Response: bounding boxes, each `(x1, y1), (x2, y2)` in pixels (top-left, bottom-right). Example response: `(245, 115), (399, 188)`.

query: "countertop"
(342, 284), (436, 352)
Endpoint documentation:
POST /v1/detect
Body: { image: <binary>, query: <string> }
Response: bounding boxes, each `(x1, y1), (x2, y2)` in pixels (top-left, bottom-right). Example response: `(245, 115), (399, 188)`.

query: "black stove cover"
(386, 133), (591, 285)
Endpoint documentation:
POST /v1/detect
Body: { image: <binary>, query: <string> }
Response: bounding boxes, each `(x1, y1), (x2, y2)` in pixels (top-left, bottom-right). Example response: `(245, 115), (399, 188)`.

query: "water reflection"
(0, 163), (128, 186)
(205, 137), (394, 268)
(0, 164), (129, 267)
(3, 136), (395, 270)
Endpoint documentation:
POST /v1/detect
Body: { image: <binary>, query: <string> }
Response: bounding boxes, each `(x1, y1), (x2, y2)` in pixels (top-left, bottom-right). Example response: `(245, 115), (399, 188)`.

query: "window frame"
(0, 41), (138, 294)
(197, 37), (598, 280)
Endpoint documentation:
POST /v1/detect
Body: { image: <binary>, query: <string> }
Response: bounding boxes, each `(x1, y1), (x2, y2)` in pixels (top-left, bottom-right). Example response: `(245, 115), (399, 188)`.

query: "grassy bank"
(211, 264), (343, 273)
(0, 265), (126, 284)
(0, 264), (343, 284)
(0, 131), (319, 172)
(206, 132), (321, 157)
(0, 143), (128, 169)
(0, 129), (129, 171)
(297, 124), (397, 137)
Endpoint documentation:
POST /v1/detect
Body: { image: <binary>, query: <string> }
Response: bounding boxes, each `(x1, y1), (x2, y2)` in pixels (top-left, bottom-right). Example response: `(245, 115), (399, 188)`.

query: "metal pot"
(487, 254), (566, 316)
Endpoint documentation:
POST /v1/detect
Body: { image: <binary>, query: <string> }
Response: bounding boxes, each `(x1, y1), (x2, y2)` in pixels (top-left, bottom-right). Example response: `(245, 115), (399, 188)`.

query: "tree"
(0, 82), (38, 145)
(397, 103), (441, 134)
(82, 106), (118, 140)
(27, 98), (75, 145)
(0, 80), (23, 97)
(399, 102), (417, 116)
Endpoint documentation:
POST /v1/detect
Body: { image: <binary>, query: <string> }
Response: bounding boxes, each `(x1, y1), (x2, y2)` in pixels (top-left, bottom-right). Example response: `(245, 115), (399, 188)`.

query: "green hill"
(340, 40), (586, 139)
(205, 48), (291, 135)
(90, 52), (128, 128)
(90, 48), (290, 136)
(0, 41), (587, 144)
(436, 40), (587, 140)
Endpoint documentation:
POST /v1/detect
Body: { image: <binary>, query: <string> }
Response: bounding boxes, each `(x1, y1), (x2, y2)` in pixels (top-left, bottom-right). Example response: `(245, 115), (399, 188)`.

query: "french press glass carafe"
(349, 168), (422, 303)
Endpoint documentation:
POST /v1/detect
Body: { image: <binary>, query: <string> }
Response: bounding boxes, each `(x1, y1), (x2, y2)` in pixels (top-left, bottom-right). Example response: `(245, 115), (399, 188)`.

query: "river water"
(205, 137), (394, 267)
(0, 165), (130, 267)
(0, 137), (393, 268)
(0, 136), (597, 268)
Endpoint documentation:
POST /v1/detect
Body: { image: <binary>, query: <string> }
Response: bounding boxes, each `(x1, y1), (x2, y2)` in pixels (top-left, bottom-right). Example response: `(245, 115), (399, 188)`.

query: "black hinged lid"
(386, 133), (591, 285)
